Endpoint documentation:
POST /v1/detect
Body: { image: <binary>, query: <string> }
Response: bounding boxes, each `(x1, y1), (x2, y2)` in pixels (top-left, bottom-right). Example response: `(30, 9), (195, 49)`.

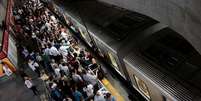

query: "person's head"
(28, 59), (32, 63)
(48, 43), (52, 48)
(72, 69), (76, 74)
(72, 86), (77, 92)
(51, 59), (55, 63)
(105, 93), (112, 99)
(62, 63), (65, 66)
(96, 91), (101, 96)
(73, 53), (77, 58)
(24, 76), (29, 80)
(82, 70), (87, 75)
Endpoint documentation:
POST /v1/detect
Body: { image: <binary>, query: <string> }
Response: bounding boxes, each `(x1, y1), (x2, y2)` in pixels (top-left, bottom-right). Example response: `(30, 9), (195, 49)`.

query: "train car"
(50, 1), (201, 100)
(60, 1), (158, 80)
(124, 28), (201, 100)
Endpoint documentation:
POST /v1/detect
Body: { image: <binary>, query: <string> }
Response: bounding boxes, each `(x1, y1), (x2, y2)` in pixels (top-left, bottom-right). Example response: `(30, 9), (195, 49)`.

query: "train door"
(93, 38), (106, 58)
(77, 27), (94, 47)
(107, 52), (125, 78)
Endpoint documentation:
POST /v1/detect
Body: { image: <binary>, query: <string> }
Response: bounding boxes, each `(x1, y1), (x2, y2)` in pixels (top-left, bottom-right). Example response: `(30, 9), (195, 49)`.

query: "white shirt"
(45, 22), (51, 31)
(25, 80), (33, 88)
(83, 73), (97, 85)
(28, 61), (39, 71)
(50, 15), (57, 23)
(61, 31), (69, 40)
(74, 48), (81, 55)
(44, 48), (50, 55)
(94, 94), (106, 101)
(22, 49), (29, 58)
(72, 74), (83, 83)
(49, 46), (60, 56)
(59, 45), (69, 57)
(54, 68), (61, 78)
(83, 84), (94, 97)
(59, 65), (69, 75)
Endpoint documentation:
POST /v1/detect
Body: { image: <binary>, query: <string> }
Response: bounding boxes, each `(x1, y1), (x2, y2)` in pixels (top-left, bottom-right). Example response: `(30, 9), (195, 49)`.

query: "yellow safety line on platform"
(102, 78), (125, 101)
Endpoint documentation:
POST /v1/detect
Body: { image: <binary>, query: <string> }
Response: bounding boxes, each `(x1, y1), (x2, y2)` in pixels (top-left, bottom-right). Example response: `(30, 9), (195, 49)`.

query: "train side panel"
(124, 59), (164, 101)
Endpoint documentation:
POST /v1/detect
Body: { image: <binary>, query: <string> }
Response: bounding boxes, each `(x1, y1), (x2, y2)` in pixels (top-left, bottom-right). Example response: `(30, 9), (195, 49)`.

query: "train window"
(106, 13), (157, 41)
(64, 14), (72, 26)
(106, 22), (129, 40)
(108, 52), (119, 69)
(177, 54), (201, 79)
(134, 76), (150, 99)
(78, 27), (87, 40)
(157, 33), (197, 56)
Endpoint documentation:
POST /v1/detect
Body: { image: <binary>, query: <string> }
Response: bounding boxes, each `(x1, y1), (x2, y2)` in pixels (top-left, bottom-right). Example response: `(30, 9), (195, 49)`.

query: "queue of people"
(13, 0), (116, 101)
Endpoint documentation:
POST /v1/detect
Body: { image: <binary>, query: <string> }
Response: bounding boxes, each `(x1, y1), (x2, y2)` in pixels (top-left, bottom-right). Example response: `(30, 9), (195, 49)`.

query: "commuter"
(50, 85), (63, 101)
(24, 76), (39, 95)
(82, 69), (98, 86)
(72, 86), (84, 101)
(21, 47), (29, 59)
(97, 66), (105, 80)
(59, 63), (70, 76)
(59, 42), (70, 58)
(54, 66), (61, 79)
(94, 91), (106, 101)
(72, 70), (83, 84)
(48, 44), (60, 58)
(105, 93), (116, 101)
(27, 59), (40, 77)
(70, 57), (80, 70)
(41, 51), (54, 73)
(83, 84), (94, 99)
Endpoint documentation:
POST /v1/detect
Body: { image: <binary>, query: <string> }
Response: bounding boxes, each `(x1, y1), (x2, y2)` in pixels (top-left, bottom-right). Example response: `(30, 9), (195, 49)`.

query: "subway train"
(50, 1), (201, 101)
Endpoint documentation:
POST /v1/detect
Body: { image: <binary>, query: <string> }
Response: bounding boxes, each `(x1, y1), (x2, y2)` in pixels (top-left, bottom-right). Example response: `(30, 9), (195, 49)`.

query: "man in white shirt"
(48, 44), (60, 56)
(72, 70), (83, 83)
(54, 66), (61, 79)
(24, 77), (39, 95)
(28, 59), (40, 77)
(83, 84), (94, 97)
(50, 15), (57, 23)
(94, 91), (106, 101)
(48, 44), (61, 62)
(59, 63), (69, 76)
(59, 43), (70, 58)
(61, 30), (69, 41)
(45, 22), (51, 32)
(82, 70), (98, 86)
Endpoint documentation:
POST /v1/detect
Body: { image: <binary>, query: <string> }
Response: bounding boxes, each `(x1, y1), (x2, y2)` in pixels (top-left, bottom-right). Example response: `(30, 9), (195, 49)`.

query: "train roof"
(62, 0), (157, 52)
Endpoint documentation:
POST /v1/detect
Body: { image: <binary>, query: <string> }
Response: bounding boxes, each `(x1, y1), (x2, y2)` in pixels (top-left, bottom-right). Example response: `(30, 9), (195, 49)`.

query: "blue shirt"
(73, 90), (83, 101)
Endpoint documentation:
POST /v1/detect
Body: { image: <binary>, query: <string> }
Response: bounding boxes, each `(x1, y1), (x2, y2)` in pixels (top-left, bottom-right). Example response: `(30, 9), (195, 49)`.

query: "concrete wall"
(98, 0), (201, 54)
